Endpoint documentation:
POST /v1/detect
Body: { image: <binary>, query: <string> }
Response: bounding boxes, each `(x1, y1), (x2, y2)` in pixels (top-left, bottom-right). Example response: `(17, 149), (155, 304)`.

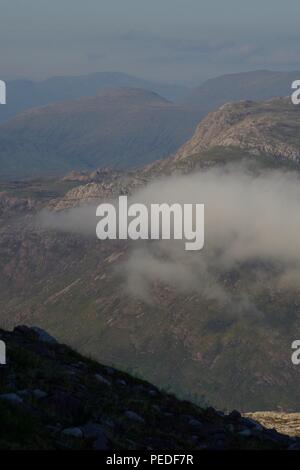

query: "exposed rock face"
(62, 167), (124, 184)
(0, 326), (298, 450)
(245, 412), (300, 437)
(41, 97), (300, 210)
(174, 98), (300, 162)
(0, 192), (34, 218)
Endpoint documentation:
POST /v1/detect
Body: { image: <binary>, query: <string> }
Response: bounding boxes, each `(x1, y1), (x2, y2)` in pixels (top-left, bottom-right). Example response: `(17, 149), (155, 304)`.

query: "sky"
(1, 0), (300, 84)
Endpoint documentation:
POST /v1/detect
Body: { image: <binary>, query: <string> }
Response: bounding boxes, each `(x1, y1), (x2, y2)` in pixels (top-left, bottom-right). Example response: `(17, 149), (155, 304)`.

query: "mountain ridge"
(0, 71), (188, 124)
(0, 88), (199, 178)
(183, 70), (300, 113)
(174, 97), (300, 163)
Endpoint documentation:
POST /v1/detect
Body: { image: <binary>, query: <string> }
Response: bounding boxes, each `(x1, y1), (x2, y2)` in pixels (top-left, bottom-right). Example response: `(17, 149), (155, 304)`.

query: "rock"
(288, 443), (300, 450)
(105, 367), (115, 376)
(94, 374), (111, 387)
(208, 439), (226, 450)
(93, 435), (109, 450)
(188, 418), (203, 429)
(241, 417), (263, 431)
(31, 327), (57, 344)
(13, 325), (32, 336)
(33, 389), (48, 399)
(18, 389), (31, 398)
(228, 410), (242, 421)
(116, 379), (127, 386)
(43, 392), (84, 421)
(45, 425), (61, 434)
(238, 429), (252, 437)
(181, 414), (195, 422)
(196, 443), (209, 450)
(124, 410), (145, 424)
(81, 422), (106, 440)
(62, 427), (83, 438)
(0, 393), (23, 405)
(102, 418), (115, 429)
(151, 405), (161, 413)
(34, 342), (56, 359)
(212, 431), (226, 440)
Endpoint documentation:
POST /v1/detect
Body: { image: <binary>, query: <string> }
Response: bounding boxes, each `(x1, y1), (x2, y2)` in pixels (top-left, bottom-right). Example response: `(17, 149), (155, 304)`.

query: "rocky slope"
(245, 412), (300, 438)
(0, 325), (298, 450)
(46, 96), (300, 209)
(174, 97), (300, 162)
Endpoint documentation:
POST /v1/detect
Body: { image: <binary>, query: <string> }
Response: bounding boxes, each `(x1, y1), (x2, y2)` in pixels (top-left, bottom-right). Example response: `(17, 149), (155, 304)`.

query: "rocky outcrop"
(174, 97), (300, 163)
(0, 192), (34, 218)
(245, 412), (300, 438)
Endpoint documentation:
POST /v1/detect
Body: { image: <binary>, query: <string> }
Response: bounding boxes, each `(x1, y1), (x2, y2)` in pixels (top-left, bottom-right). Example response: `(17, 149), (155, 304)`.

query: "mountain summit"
(174, 97), (300, 163)
(0, 88), (199, 178)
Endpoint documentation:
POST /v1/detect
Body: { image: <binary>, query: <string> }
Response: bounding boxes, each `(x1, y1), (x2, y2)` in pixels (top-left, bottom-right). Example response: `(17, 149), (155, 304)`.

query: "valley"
(1, 96), (300, 413)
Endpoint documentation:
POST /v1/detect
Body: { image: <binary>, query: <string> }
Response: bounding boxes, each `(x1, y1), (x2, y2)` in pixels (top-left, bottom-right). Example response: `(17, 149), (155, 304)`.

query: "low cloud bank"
(39, 163), (300, 303)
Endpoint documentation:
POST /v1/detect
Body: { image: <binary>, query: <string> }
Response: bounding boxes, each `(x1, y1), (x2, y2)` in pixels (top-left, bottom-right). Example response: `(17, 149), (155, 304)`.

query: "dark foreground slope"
(0, 326), (298, 450)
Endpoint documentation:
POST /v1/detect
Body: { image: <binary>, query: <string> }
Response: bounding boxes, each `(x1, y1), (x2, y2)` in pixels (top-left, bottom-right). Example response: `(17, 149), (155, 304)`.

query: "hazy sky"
(1, 0), (300, 84)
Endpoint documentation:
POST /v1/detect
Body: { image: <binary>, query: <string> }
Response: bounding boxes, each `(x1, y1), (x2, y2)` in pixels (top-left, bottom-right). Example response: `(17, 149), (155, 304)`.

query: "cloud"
(39, 161), (300, 310)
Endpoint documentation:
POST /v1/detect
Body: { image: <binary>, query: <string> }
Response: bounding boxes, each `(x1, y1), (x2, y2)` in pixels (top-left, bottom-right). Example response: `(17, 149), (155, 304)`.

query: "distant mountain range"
(183, 70), (300, 113)
(0, 71), (188, 124)
(0, 88), (199, 178)
(0, 70), (299, 178)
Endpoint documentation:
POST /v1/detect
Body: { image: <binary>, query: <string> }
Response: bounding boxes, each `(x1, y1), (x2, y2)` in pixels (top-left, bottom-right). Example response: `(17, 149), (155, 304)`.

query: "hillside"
(0, 325), (298, 450)
(0, 72), (188, 124)
(183, 70), (300, 113)
(1, 97), (300, 413)
(174, 97), (300, 162)
(0, 88), (199, 178)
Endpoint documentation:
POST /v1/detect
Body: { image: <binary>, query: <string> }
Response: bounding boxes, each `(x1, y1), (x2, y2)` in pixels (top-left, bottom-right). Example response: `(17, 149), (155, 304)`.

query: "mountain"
(174, 97), (300, 162)
(0, 72), (188, 124)
(1, 97), (300, 413)
(0, 325), (297, 450)
(0, 88), (199, 178)
(183, 70), (300, 114)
